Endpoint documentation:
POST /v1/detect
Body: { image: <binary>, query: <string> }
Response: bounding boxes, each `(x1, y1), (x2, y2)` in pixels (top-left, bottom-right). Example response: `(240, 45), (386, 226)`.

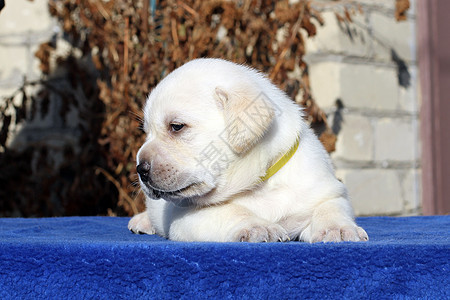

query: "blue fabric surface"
(0, 216), (449, 299)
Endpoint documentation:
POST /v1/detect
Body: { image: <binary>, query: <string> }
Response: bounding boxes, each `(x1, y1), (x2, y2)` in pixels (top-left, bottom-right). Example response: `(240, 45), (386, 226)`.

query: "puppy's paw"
(128, 211), (156, 235)
(232, 222), (290, 243)
(310, 223), (368, 243)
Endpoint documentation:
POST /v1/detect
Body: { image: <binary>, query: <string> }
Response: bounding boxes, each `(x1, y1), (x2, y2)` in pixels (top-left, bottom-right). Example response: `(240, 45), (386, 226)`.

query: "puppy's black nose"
(137, 162), (151, 182)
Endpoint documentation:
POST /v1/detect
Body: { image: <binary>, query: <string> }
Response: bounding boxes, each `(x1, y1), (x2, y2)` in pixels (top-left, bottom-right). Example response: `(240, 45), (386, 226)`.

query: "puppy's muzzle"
(137, 161), (162, 198)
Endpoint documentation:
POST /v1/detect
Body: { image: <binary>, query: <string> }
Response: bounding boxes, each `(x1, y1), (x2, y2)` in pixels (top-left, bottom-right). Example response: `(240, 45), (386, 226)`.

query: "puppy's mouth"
(144, 181), (213, 206)
(152, 183), (197, 198)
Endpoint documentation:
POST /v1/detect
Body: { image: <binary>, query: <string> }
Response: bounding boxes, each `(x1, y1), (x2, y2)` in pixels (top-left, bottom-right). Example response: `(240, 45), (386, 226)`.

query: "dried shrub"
(45, 0), (335, 216)
(0, 0), (409, 217)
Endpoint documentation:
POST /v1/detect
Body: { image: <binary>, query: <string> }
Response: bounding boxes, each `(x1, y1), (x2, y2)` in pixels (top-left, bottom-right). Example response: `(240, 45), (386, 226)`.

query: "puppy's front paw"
(310, 224), (368, 243)
(128, 211), (156, 235)
(232, 222), (289, 243)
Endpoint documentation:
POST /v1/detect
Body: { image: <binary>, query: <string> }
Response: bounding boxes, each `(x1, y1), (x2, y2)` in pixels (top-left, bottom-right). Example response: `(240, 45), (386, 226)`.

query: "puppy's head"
(136, 59), (276, 207)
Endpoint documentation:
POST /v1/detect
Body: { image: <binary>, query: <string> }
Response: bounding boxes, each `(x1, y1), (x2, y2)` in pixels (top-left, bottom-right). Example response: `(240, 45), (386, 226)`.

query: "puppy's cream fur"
(128, 58), (368, 243)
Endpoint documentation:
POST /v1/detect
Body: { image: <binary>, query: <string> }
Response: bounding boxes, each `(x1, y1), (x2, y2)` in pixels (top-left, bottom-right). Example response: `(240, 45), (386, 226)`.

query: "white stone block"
(307, 61), (341, 108)
(402, 169), (421, 213)
(370, 12), (416, 62)
(339, 63), (398, 110)
(0, 0), (52, 35)
(0, 46), (28, 87)
(332, 114), (373, 161)
(374, 118), (418, 162)
(305, 3), (416, 63)
(304, 11), (373, 58)
(307, 61), (399, 111)
(336, 169), (403, 216)
(0, 86), (20, 98)
(356, 0), (394, 8)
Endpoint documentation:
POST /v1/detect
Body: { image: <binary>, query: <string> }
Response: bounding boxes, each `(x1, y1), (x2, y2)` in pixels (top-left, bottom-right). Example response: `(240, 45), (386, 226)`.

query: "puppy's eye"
(170, 123), (185, 132)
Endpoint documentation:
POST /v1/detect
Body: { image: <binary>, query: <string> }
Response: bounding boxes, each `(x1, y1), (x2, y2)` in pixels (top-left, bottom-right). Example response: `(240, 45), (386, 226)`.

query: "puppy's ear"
(215, 86), (275, 154)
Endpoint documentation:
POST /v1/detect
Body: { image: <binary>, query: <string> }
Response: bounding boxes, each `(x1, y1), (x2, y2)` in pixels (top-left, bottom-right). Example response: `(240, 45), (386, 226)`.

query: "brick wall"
(304, 0), (421, 215)
(0, 1), (53, 88)
(0, 0), (82, 166)
(0, 0), (421, 216)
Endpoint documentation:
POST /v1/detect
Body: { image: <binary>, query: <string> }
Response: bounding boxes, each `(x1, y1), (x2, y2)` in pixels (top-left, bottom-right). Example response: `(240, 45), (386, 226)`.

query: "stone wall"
(0, 0), (53, 145)
(0, 0), (421, 216)
(0, 0), (82, 166)
(304, 0), (421, 215)
(0, 1), (52, 89)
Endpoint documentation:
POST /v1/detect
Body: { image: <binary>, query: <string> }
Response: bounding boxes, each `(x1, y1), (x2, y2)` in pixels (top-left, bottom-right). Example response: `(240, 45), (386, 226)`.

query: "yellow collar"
(259, 137), (300, 182)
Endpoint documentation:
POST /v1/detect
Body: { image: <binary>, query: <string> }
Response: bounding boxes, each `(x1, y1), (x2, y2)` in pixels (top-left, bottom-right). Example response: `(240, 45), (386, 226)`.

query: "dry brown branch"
(95, 167), (138, 215)
(270, 2), (306, 81)
(6, 0), (399, 217)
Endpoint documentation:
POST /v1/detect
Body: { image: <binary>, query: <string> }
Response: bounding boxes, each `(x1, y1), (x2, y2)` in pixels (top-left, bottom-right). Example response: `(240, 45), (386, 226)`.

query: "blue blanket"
(0, 216), (449, 299)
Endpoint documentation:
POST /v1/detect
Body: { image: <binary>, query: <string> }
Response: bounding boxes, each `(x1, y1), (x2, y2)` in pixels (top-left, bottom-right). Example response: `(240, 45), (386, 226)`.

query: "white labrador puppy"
(128, 58), (368, 243)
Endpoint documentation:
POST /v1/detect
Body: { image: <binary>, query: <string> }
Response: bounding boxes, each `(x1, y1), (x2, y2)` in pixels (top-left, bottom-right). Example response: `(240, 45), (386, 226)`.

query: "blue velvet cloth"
(0, 216), (449, 299)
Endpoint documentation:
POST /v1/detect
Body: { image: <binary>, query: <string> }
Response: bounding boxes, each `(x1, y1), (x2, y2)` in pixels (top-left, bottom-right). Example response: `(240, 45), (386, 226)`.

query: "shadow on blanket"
(0, 216), (449, 299)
